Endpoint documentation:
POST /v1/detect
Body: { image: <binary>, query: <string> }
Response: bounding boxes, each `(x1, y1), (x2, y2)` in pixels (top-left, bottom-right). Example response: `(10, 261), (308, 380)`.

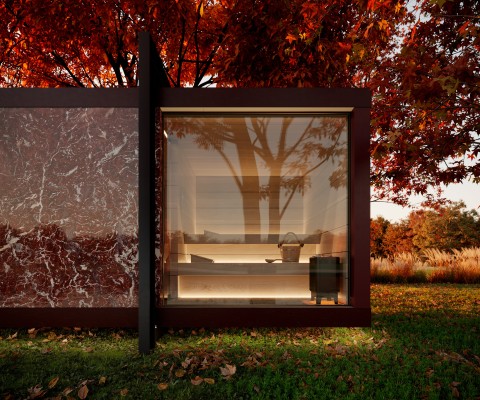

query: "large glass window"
(163, 114), (349, 305)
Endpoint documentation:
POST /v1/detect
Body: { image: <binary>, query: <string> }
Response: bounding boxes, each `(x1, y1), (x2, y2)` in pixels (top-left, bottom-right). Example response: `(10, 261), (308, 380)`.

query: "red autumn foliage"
(1, 0), (478, 205)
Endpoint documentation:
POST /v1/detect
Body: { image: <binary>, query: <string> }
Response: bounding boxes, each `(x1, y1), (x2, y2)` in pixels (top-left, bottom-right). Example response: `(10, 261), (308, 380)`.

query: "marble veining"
(0, 108), (139, 307)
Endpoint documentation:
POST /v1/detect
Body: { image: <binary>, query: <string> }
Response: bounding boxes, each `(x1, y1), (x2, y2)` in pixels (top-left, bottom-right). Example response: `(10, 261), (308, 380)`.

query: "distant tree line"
(371, 201), (480, 259)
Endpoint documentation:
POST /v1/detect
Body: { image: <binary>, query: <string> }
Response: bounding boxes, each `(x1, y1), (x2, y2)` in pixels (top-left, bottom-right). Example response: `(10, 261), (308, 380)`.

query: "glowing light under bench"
(178, 275), (310, 298)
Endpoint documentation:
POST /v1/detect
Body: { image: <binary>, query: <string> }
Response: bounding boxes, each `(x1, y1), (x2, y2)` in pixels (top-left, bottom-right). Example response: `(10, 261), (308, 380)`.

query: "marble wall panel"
(0, 108), (138, 307)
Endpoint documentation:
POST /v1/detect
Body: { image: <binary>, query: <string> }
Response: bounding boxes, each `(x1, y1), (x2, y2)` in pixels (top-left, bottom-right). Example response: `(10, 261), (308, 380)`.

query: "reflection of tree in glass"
(166, 115), (347, 241)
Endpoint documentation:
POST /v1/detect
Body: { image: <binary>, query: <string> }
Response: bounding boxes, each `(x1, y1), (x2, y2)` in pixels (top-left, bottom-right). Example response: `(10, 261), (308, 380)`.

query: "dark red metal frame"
(155, 88), (372, 332)
(0, 33), (371, 354)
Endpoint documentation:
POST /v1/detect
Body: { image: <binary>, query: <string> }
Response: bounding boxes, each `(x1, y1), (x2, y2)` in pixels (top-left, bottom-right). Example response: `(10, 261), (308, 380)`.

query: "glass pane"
(163, 114), (348, 306)
(0, 108), (138, 307)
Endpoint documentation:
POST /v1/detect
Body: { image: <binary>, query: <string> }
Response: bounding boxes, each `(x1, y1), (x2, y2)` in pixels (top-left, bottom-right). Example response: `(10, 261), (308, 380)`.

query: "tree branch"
(51, 51), (85, 87)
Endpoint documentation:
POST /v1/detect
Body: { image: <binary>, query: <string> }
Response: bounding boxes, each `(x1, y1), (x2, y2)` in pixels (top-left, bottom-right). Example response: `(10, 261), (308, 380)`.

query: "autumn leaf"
(378, 19), (389, 31)
(78, 385), (88, 399)
(28, 328), (38, 338)
(451, 383), (460, 398)
(175, 369), (186, 378)
(7, 332), (18, 340)
(191, 376), (204, 385)
(457, 21), (470, 36)
(27, 385), (46, 399)
(366, 0), (376, 11)
(450, 381), (461, 397)
(157, 383), (169, 391)
(48, 376), (60, 389)
(285, 33), (296, 44)
(99, 376), (107, 385)
(120, 388), (129, 396)
(182, 357), (192, 368)
(363, 22), (374, 38)
(61, 387), (73, 396)
(220, 364), (236, 378)
(204, 378), (215, 385)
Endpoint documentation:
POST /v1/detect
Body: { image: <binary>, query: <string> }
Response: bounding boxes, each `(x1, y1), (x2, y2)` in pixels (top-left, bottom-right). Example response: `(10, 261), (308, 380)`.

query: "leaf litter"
(1, 285), (479, 398)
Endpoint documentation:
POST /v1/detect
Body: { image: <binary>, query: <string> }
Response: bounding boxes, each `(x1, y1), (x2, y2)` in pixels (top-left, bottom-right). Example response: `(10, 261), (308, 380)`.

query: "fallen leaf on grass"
(191, 376), (204, 385)
(27, 384), (47, 399)
(451, 382), (461, 398)
(83, 346), (94, 353)
(99, 376), (107, 385)
(78, 385), (88, 399)
(28, 328), (38, 338)
(120, 388), (129, 396)
(451, 387), (460, 398)
(182, 357), (193, 368)
(220, 364), (236, 378)
(157, 383), (169, 391)
(175, 369), (186, 378)
(41, 348), (52, 354)
(241, 356), (259, 368)
(48, 376), (60, 389)
(61, 387), (73, 396)
(7, 332), (18, 340)
(204, 378), (215, 385)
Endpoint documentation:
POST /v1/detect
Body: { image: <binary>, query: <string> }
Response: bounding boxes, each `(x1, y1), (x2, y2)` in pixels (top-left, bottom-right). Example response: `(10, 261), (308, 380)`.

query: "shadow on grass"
(1, 284), (480, 399)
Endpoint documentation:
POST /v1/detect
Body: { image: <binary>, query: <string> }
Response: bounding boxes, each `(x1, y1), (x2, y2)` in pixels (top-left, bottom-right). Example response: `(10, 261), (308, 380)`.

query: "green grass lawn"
(1, 284), (479, 399)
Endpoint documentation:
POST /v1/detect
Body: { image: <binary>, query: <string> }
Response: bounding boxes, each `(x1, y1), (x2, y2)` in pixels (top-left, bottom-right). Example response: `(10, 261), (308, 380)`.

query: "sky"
(370, 180), (480, 222)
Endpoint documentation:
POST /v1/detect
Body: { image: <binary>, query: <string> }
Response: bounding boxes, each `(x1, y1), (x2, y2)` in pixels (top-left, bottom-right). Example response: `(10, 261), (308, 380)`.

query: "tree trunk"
(234, 124), (261, 242)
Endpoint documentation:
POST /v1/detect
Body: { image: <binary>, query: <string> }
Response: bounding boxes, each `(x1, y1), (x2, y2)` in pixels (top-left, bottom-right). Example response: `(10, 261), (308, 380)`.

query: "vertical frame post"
(349, 104), (371, 310)
(138, 32), (156, 353)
